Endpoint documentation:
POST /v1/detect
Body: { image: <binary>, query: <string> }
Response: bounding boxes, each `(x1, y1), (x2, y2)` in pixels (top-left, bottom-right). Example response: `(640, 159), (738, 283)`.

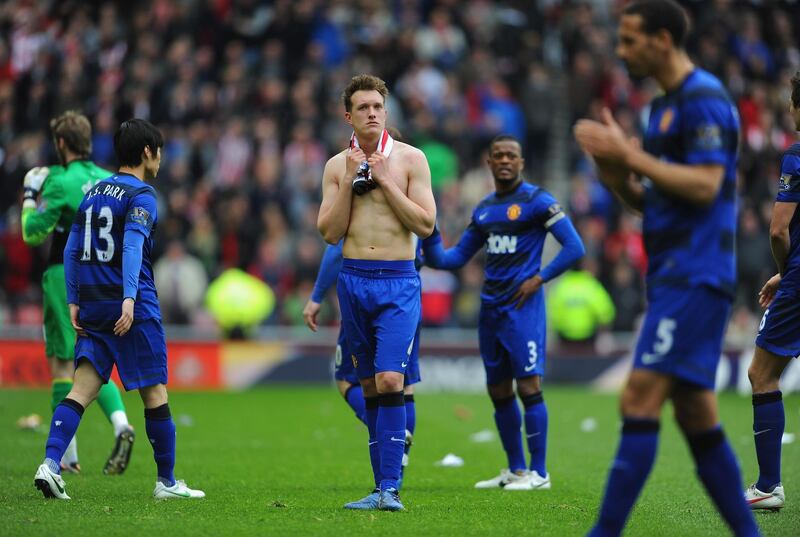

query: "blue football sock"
(688, 427), (760, 537)
(753, 391), (784, 491)
(44, 398), (85, 473)
(521, 392), (548, 476)
(589, 418), (659, 537)
(344, 384), (367, 426)
(404, 394), (416, 456)
(145, 404), (176, 487)
(365, 396), (381, 488)
(377, 391), (406, 491)
(492, 395), (526, 473)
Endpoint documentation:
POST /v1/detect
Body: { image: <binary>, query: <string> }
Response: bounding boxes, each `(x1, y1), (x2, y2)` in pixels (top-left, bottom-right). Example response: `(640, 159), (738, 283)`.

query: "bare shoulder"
(393, 141), (428, 165)
(324, 150), (347, 178)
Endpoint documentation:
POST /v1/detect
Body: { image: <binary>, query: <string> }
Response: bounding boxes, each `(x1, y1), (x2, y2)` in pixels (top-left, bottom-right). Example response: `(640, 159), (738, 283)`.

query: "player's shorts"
(633, 284), (731, 389)
(755, 285), (800, 358)
(75, 318), (167, 390)
(334, 320), (422, 385)
(478, 291), (547, 385)
(41, 265), (75, 360)
(337, 259), (420, 380)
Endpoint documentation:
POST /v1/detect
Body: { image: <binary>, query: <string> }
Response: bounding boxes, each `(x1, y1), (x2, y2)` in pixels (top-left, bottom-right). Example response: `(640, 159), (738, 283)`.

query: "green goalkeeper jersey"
(22, 159), (110, 266)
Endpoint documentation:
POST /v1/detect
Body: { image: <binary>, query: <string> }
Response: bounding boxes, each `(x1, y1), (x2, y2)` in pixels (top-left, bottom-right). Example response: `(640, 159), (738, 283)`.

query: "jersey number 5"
(81, 205), (115, 262)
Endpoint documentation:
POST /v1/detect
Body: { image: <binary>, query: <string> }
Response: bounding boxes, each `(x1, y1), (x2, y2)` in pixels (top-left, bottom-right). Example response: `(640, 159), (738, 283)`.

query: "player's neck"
(654, 51), (694, 93)
(354, 130), (381, 156)
(494, 177), (522, 195)
(118, 166), (145, 181)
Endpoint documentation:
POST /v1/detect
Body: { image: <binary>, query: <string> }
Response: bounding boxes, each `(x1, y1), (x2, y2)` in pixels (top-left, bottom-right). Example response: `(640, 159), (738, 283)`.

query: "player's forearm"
(380, 180), (435, 238)
(539, 219), (585, 282)
(597, 169), (644, 214)
(311, 241), (343, 303)
(421, 230), (471, 270)
(317, 189), (353, 244)
(769, 229), (790, 275)
(122, 229), (146, 300)
(21, 206), (56, 246)
(63, 229), (80, 304)
(624, 148), (722, 205)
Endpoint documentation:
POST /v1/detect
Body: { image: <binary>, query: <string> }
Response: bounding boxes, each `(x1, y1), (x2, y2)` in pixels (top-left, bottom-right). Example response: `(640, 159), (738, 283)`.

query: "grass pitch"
(1, 386), (798, 536)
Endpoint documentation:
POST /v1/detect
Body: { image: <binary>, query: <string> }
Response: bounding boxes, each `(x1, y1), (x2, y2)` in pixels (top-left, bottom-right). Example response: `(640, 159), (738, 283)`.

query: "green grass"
(1, 386), (798, 536)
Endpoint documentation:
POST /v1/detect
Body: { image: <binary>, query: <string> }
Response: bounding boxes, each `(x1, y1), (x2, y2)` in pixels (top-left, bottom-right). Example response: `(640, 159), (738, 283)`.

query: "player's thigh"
(754, 287), (800, 385)
(404, 318), (422, 387)
(633, 285), (730, 390)
(373, 276), (420, 375)
(74, 331), (116, 385)
(68, 358), (106, 407)
(336, 273), (375, 380)
(671, 384), (718, 433)
(479, 307), (514, 386)
(499, 295), (547, 381)
(620, 368), (672, 418)
(41, 267), (76, 362)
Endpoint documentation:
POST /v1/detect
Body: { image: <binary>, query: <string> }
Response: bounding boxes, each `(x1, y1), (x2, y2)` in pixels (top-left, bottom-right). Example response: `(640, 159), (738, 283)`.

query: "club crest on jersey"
(779, 174), (792, 191)
(351, 354), (358, 368)
(506, 204), (522, 221)
(659, 107), (674, 132)
(486, 233), (517, 254)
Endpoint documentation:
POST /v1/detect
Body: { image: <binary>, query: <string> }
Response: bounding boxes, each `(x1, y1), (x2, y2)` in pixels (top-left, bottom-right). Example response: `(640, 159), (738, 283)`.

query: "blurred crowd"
(0, 1), (797, 344)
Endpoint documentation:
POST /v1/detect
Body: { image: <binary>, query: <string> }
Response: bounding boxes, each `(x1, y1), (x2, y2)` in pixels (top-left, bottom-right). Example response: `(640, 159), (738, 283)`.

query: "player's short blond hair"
(50, 111), (92, 159)
(342, 74), (388, 113)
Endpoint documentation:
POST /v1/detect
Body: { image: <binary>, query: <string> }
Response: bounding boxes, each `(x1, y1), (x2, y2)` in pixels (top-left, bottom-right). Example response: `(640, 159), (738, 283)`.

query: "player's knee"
(139, 384), (168, 408)
(747, 362), (777, 393)
(620, 383), (660, 418)
(516, 376), (541, 397)
(50, 358), (74, 379)
(487, 380), (514, 400)
(376, 372), (404, 394)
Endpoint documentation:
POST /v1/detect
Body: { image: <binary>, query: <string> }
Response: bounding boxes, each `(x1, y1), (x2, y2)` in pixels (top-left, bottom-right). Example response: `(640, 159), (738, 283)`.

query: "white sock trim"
(110, 410), (130, 437)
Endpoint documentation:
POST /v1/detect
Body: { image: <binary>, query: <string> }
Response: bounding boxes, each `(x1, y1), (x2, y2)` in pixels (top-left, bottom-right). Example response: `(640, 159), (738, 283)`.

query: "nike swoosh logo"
(754, 429), (772, 436)
(478, 213), (487, 221)
(390, 437), (406, 443)
(526, 432), (540, 438)
(53, 478), (65, 494)
(368, 441), (378, 446)
(163, 489), (191, 497)
(401, 361), (408, 368)
(524, 364), (536, 372)
(747, 496), (774, 504)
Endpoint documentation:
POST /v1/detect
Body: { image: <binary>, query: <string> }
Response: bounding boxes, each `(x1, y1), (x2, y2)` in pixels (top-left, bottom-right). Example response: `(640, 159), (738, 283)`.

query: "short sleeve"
(777, 152), (800, 203)
(682, 95), (738, 165)
(125, 191), (157, 237)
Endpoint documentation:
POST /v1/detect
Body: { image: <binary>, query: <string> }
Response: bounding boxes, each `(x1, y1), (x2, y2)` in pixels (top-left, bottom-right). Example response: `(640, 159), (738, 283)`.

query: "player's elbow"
(692, 168), (724, 206)
(769, 221), (788, 241)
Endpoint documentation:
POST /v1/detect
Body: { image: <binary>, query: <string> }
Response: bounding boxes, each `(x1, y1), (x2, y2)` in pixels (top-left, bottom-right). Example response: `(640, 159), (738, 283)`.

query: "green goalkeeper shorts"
(42, 265), (76, 361)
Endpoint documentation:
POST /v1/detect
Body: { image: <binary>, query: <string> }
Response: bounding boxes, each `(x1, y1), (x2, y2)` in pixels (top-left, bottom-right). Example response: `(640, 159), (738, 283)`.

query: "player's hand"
(303, 299), (322, 332)
(69, 304), (87, 338)
(23, 166), (50, 199)
(366, 152), (390, 185)
(346, 148), (367, 179)
(574, 108), (632, 164)
(510, 274), (544, 310)
(758, 273), (781, 308)
(114, 298), (135, 336)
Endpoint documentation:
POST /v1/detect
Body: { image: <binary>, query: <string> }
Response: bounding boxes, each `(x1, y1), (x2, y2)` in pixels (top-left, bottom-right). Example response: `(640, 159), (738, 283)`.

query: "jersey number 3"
(81, 205), (115, 262)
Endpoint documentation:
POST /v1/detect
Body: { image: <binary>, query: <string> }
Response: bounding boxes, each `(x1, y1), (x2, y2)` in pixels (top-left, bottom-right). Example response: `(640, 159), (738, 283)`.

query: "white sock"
(62, 436), (78, 465)
(110, 410), (130, 437)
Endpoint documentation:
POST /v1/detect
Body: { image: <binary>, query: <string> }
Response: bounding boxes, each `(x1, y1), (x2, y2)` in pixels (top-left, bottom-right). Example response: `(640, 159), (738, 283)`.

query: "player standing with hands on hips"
(318, 74), (436, 511)
(574, 1), (759, 535)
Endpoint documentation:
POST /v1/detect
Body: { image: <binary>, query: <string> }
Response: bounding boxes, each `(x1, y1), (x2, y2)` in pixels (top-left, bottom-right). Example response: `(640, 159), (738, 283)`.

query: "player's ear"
(344, 111), (352, 126)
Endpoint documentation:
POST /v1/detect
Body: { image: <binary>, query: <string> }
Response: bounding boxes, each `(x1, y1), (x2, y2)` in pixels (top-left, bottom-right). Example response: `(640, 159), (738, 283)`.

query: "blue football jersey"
(72, 173), (160, 328)
(776, 144), (800, 288)
(641, 68), (740, 297)
(451, 181), (567, 305)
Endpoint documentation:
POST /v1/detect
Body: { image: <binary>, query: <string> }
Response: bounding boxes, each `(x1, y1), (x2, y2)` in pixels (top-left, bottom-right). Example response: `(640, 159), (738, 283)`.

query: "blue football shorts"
(756, 285), (800, 359)
(633, 284), (731, 389)
(337, 259), (420, 380)
(478, 291), (547, 385)
(75, 318), (168, 390)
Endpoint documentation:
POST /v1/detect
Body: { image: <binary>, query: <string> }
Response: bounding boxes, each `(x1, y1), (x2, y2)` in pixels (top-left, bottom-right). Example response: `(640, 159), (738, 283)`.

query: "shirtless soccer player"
(317, 74), (436, 511)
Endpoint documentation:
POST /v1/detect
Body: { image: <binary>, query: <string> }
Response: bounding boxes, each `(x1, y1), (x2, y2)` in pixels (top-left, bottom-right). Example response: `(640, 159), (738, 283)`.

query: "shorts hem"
(755, 339), (798, 359)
